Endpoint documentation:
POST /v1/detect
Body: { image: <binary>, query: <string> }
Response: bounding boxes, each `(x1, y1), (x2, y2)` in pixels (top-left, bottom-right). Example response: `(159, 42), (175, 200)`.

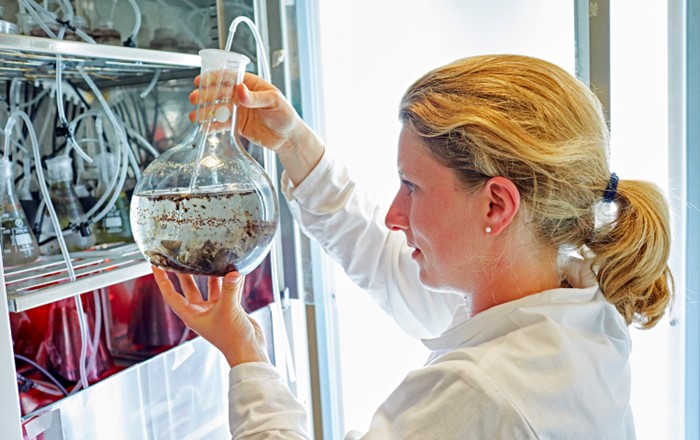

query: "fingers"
(242, 72), (278, 92)
(208, 276), (222, 303)
(176, 272), (204, 304)
(236, 83), (282, 110)
(221, 271), (245, 308)
(152, 266), (189, 316)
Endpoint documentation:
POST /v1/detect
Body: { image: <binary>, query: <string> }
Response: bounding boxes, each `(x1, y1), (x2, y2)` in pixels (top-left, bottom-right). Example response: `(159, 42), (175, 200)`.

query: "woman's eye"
(401, 179), (416, 194)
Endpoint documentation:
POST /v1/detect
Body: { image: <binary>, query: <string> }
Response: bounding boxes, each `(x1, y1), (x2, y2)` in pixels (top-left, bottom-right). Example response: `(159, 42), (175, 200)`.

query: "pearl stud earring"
(485, 226), (492, 234)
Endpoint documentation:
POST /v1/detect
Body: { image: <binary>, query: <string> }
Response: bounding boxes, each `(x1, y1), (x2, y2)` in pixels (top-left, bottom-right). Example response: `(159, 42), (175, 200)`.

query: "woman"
(153, 54), (673, 439)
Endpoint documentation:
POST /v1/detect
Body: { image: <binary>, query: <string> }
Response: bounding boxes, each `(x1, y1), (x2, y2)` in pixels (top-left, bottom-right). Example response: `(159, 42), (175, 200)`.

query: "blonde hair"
(399, 54), (673, 329)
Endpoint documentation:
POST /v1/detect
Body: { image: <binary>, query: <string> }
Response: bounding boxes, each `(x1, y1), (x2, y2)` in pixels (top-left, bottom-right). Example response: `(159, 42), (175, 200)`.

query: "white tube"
(225, 16), (271, 82)
(13, 109), (77, 281)
(12, 89), (50, 109)
(124, 125), (160, 159)
(13, 39), (96, 389)
(86, 289), (102, 375)
(18, 0), (59, 39)
(73, 295), (90, 391)
(139, 70), (161, 99)
(36, 95), (55, 152)
(124, 0), (141, 46)
(67, 111), (122, 224)
(77, 67), (131, 224)
(225, 18), (295, 382)
(55, 56), (93, 163)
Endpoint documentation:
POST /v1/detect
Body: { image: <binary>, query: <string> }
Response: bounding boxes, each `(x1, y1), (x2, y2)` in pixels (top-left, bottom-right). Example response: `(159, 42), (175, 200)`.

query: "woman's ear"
(482, 177), (520, 235)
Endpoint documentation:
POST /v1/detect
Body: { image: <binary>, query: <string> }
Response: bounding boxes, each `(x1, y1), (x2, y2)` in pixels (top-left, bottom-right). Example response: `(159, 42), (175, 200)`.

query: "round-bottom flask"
(130, 49), (279, 276)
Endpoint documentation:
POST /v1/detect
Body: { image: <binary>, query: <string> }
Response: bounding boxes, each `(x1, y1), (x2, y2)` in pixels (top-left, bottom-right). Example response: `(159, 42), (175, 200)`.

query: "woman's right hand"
(189, 72), (324, 185)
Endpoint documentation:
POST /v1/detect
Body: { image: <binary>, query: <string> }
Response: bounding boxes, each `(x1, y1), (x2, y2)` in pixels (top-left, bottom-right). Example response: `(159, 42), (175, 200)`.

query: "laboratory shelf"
(0, 33), (200, 86)
(4, 243), (151, 313)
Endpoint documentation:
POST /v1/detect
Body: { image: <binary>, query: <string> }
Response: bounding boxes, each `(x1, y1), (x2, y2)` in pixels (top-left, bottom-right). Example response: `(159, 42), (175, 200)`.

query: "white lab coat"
(228, 152), (635, 439)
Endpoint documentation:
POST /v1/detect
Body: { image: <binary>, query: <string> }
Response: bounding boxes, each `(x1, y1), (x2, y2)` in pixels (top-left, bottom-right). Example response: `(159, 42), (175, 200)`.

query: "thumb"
(221, 271), (246, 307)
(236, 83), (279, 109)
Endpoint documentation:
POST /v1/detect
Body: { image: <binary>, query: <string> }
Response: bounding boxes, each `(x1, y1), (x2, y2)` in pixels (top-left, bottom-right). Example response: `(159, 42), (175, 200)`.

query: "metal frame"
(574, 0), (610, 122)
(667, 1), (688, 439)
(293, 0), (345, 438)
(0, 256), (22, 440)
(685, 0), (699, 438)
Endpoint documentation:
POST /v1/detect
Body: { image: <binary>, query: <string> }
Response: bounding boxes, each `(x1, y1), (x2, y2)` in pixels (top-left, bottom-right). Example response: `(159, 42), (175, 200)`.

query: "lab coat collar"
(421, 257), (614, 352)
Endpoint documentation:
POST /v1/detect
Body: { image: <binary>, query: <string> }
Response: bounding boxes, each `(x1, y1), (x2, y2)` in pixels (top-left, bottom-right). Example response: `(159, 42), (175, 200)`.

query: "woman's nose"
(385, 193), (408, 231)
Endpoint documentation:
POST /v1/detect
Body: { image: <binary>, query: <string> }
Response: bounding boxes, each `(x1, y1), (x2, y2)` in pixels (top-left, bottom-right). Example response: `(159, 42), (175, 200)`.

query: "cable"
(14, 354), (69, 396)
(123, 0), (141, 47)
(85, 290), (103, 375)
(74, 295), (90, 391)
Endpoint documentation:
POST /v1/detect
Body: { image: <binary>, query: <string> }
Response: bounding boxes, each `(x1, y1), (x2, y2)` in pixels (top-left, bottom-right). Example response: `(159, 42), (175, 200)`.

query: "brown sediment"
(144, 219), (276, 276)
(134, 190), (277, 276)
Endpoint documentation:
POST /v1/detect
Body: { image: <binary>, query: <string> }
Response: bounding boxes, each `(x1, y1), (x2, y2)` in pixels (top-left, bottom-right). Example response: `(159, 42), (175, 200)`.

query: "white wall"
(316, 0), (575, 433)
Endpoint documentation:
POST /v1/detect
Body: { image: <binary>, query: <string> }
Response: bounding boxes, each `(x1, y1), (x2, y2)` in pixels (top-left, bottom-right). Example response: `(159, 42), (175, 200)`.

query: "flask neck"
(193, 48), (249, 130)
(0, 160), (17, 199)
(193, 77), (237, 131)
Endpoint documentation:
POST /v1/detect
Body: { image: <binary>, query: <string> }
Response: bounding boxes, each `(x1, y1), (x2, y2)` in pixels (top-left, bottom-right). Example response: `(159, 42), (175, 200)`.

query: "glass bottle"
(91, 18), (121, 46)
(131, 49), (279, 276)
(93, 152), (133, 244)
(149, 28), (179, 52)
(40, 156), (96, 255)
(19, 12), (88, 41)
(0, 6), (18, 35)
(0, 158), (40, 266)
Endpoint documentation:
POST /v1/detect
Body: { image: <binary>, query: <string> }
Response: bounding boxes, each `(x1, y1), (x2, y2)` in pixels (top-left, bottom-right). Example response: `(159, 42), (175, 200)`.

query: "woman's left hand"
(151, 266), (270, 368)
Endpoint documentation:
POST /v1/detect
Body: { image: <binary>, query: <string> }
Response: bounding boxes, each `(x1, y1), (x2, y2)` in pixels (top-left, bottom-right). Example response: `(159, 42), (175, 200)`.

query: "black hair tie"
(603, 172), (619, 203)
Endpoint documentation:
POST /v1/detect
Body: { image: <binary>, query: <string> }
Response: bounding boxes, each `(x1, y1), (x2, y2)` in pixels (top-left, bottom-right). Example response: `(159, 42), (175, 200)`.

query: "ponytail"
(585, 180), (674, 328)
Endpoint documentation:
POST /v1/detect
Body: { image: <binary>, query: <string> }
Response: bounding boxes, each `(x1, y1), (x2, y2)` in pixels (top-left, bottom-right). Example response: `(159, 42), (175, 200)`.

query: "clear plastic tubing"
(225, 17), (295, 382)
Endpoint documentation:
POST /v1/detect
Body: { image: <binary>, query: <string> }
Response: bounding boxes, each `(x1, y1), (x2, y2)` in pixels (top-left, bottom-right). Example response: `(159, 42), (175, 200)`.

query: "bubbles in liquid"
(131, 186), (278, 276)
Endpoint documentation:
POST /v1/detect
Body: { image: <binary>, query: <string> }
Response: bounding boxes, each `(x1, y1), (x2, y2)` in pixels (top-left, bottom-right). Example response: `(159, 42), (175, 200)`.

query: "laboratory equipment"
(35, 295), (115, 383)
(0, 158), (40, 266)
(39, 155), (96, 255)
(90, 18), (121, 45)
(92, 152), (133, 244)
(0, 6), (17, 34)
(130, 48), (279, 276)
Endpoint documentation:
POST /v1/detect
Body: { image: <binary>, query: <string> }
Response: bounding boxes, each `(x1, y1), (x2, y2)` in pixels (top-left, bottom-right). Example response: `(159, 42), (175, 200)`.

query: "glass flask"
(40, 156), (96, 255)
(131, 49), (279, 276)
(0, 158), (40, 266)
(90, 18), (121, 46)
(93, 152), (133, 244)
(36, 295), (116, 383)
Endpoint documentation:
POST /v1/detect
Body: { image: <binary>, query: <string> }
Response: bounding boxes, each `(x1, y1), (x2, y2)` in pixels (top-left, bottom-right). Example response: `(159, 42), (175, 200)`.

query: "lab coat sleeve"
(229, 362), (309, 439)
(281, 152), (460, 338)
